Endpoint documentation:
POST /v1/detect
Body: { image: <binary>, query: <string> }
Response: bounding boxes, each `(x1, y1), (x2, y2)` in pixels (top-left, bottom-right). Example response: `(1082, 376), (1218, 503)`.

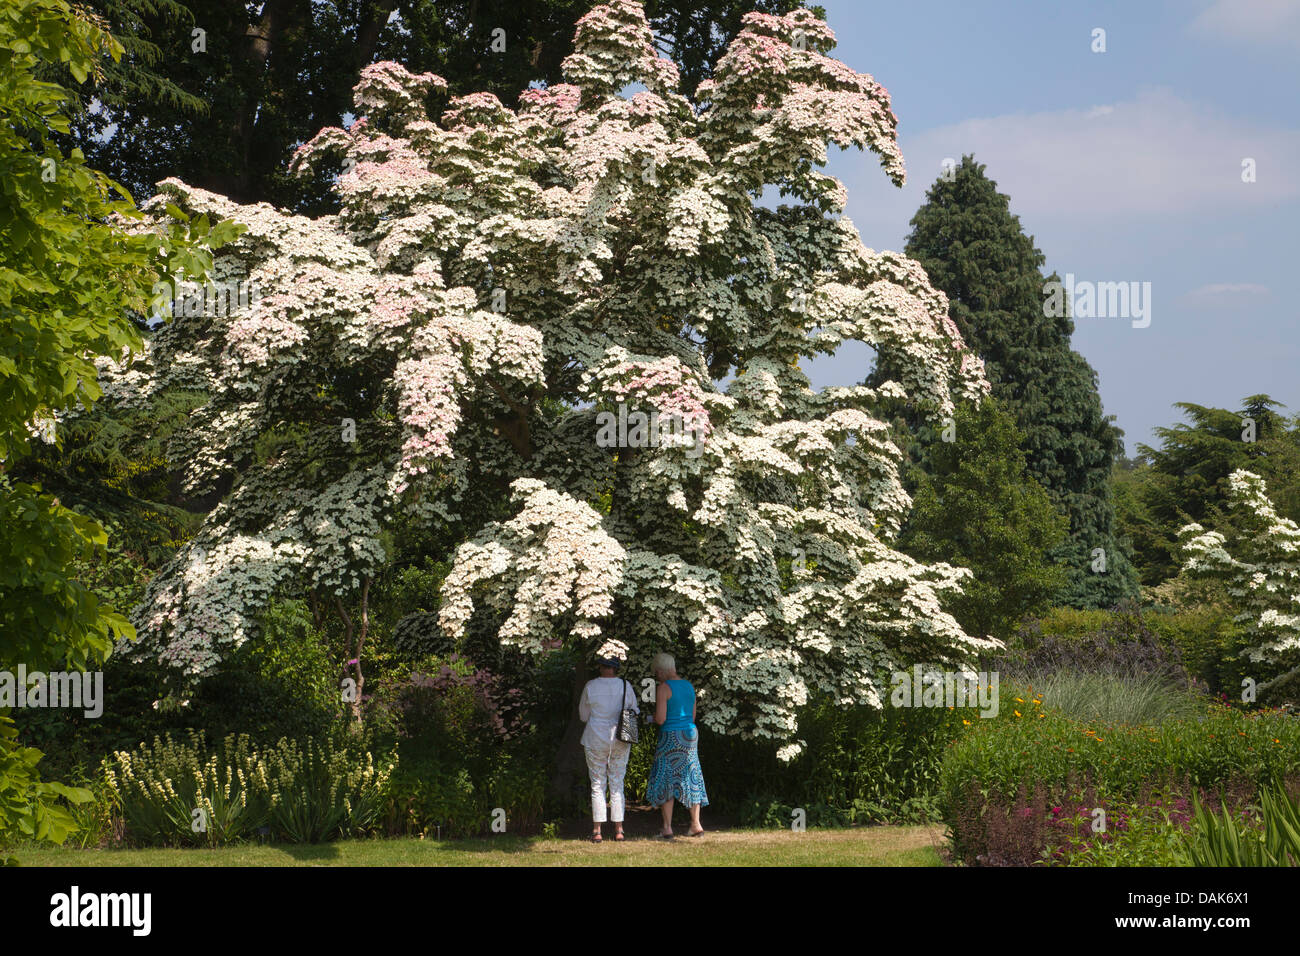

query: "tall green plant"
(105, 732), (393, 846)
(1185, 785), (1300, 867)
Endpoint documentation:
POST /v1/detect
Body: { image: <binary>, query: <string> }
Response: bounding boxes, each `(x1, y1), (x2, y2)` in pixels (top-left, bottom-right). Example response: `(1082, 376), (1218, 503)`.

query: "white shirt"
(579, 677), (639, 750)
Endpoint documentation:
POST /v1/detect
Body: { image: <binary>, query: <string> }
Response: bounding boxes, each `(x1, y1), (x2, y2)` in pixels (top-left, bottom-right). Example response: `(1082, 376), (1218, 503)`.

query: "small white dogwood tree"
(108, 0), (993, 754)
(1180, 469), (1300, 692)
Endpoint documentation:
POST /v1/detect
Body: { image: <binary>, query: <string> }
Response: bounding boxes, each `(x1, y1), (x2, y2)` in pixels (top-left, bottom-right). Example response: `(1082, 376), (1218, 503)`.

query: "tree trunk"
(222, 0), (308, 202)
(356, 0), (398, 68)
(352, 578), (371, 727)
(335, 588), (368, 729)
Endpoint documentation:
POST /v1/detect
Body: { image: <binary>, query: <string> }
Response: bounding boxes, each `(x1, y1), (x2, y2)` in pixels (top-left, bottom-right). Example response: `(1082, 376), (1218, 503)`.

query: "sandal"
(614, 831), (625, 841)
(591, 832), (603, 843)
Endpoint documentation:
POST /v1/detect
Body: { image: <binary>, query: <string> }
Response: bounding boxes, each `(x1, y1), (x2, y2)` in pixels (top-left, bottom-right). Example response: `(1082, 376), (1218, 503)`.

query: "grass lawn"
(11, 824), (946, 867)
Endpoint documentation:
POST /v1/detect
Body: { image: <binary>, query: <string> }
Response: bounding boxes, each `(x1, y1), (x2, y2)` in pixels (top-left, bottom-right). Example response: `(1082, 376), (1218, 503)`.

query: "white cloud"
(847, 88), (1300, 230)
(1189, 0), (1300, 51)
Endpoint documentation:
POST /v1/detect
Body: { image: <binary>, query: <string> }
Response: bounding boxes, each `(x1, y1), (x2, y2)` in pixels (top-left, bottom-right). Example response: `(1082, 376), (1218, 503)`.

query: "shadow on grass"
(267, 841), (344, 862)
(266, 834), (544, 858)
(424, 835), (538, 854)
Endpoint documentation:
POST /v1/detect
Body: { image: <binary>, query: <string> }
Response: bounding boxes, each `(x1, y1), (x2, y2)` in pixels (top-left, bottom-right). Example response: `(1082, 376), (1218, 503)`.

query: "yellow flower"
(1014, 710), (1021, 718)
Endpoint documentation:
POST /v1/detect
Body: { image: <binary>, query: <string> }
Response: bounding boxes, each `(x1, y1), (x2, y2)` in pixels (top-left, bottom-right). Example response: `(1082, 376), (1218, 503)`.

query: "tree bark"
(353, 578), (371, 727)
(222, 0), (308, 202)
(308, 588), (323, 631)
(335, 590), (365, 727)
(356, 0), (399, 68)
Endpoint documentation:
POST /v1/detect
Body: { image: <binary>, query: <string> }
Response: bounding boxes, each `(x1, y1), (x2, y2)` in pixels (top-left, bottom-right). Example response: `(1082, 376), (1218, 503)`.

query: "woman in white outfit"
(578, 656), (639, 842)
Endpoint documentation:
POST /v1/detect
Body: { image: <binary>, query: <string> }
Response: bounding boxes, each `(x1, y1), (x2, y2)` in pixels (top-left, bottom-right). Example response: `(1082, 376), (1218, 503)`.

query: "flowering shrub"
(104, 0), (992, 754)
(371, 657), (545, 837)
(385, 656), (532, 745)
(1180, 470), (1300, 697)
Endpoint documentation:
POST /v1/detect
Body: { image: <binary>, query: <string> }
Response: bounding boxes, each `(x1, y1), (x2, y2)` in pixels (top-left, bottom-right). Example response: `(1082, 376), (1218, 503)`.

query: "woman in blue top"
(646, 652), (708, 838)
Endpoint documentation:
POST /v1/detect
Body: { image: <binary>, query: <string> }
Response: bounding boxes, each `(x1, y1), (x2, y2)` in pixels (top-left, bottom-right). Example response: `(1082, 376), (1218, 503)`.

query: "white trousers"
(584, 740), (632, 823)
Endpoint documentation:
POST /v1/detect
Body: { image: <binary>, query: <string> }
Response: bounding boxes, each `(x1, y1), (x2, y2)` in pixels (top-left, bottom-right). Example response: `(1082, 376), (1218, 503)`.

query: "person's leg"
(660, 798), (674, 836)
(608, 741), (631, 839)
(583, 746), (607, 839)
(689, 803), (703, 835)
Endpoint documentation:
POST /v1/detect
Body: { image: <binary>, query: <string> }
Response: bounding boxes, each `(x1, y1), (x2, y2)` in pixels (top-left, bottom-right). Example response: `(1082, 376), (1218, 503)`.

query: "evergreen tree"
(1119, 395), (1300, 585)
(883, 155), (1137, 609)
(899, 400), (1068, 642)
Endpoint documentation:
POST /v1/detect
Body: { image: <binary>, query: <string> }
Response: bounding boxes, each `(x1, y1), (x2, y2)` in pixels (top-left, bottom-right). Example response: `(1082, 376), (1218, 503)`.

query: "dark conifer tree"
(880, 155), (1138, 608)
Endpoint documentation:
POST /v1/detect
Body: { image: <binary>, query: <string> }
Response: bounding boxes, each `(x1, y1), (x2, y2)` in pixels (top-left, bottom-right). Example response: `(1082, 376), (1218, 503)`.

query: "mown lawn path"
(15, 824), (946, 867)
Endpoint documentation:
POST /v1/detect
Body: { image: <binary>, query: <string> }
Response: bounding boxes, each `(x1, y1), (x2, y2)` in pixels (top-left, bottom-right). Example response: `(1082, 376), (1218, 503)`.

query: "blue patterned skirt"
(646, 726), (709, 807)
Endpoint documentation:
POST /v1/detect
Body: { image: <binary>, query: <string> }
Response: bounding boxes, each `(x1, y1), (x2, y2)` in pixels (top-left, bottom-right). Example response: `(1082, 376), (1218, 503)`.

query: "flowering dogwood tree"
(108, 0), (992, 753)
(1180, 470), (1300, 692)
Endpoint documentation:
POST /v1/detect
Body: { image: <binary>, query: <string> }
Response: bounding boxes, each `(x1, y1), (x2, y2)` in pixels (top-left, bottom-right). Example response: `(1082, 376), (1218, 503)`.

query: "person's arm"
(578, 682), (591, 723)
(654, 681), (670, 726)
(626, 680), (640, 715)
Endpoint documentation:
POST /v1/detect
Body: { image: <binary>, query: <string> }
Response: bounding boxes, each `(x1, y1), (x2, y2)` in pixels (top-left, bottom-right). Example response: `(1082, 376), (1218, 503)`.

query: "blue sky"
(801, 0), (1300, 454)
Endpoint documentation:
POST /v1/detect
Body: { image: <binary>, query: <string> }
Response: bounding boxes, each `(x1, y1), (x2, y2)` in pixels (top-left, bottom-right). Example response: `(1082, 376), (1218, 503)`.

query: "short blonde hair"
(652, 652), (675, 677)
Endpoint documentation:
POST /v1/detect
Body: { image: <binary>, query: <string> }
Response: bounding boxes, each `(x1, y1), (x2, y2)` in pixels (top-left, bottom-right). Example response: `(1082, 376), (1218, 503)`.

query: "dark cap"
(597, 657), (622, 670)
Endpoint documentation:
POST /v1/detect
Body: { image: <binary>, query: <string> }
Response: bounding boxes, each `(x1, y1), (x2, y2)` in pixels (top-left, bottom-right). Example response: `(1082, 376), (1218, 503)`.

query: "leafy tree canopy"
(0, 0), (216, 856)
